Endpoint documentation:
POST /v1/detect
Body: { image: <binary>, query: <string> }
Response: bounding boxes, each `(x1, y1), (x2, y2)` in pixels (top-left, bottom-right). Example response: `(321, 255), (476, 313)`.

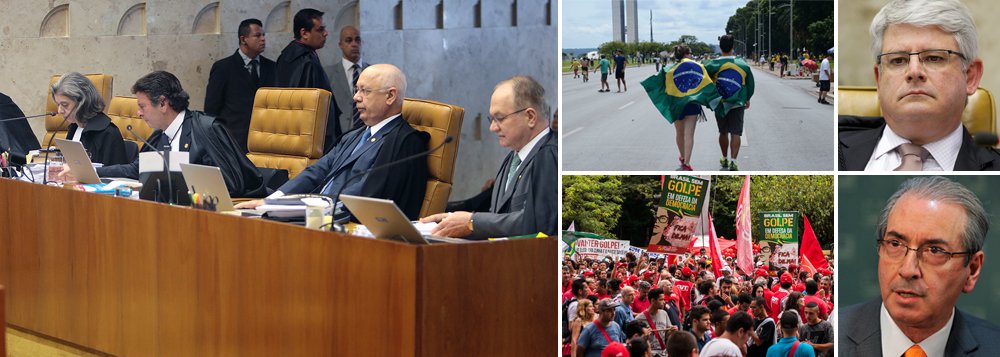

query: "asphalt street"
(562, 63), (834, 171)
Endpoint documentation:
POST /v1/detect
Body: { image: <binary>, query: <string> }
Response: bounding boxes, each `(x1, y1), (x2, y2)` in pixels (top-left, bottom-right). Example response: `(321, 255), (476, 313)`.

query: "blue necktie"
(320, 129), (372, 196)
(351, 128), (372, 156)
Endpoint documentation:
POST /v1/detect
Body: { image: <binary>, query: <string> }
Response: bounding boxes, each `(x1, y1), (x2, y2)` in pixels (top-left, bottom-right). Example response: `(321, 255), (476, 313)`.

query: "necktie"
(351, 128), (372, 156)
(903, 345), (926, 357)
(505, 153), (521, 192)
(894, 143), (930, 171)
(320, 129), (373, 196)
(249, 59), (260, 86)
(351, 63), (361, 129)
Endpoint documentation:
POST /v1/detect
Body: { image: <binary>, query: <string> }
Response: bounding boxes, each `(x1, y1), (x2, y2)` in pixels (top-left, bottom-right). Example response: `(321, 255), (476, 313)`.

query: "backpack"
(561, 298), (577, 341)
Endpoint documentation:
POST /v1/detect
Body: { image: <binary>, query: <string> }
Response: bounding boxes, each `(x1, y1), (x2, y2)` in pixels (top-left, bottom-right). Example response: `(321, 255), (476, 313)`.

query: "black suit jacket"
(277, 115), (428, 220)
(276, 40), (342, 152)
(0, 91), (40, 157)
(96, 111), (265, 197)
(839, 116), (1000, 170)
(840, 299), (1000, 356)
(204, 50), (276, 153)
(65, 112), (133, 166)
(469, 131), (558, 240)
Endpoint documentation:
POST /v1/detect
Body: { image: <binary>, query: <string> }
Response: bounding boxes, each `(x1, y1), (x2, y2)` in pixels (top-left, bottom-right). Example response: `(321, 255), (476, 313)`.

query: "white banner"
(769, 243), (799, 269)
(575, 238), (631, 259)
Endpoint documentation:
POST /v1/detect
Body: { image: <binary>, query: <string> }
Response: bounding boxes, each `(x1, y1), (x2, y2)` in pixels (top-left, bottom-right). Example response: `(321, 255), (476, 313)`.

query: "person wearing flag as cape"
(642, 45), (720, 171)
(704, 34), (755, 171)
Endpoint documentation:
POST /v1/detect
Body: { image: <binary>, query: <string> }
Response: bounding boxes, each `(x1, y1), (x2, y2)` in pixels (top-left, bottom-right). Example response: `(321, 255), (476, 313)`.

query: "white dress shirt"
(342, 57), (362, 94)
(880, 303), (953, 357)
(162, 111), (186, 153)
(864, 123), (963, 171)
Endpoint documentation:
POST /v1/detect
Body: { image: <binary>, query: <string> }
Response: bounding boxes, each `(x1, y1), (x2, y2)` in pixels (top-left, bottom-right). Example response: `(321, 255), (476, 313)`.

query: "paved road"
(562, 63), (834, 171)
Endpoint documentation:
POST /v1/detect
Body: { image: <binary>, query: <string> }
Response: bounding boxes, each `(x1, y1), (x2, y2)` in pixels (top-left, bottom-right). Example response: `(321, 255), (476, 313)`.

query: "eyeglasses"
(487, 107), (529, 124)
(354, 86), (389, 97)
(876, 238), (971, 266)
(877, 49), (966, 72)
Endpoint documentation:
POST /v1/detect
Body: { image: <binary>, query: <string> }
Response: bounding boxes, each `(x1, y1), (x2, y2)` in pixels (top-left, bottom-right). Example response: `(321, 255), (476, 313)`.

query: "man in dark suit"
(329, 25), (369, 133)
(839, 176), (1000, 356)
(204, 18), (275, 154)
(421, 76), (557, 239)
(236, 64), (427, 219)
(839, 0), (1000, 171)
(276, 8), (342, 154)
(92, 71), (265, 197)
(0, 91), (40, 162)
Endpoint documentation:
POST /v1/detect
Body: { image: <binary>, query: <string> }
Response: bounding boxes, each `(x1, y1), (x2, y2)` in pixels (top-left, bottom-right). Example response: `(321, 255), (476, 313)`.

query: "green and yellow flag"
(641, 58), (720, 124)
(703, 57), (755, 118)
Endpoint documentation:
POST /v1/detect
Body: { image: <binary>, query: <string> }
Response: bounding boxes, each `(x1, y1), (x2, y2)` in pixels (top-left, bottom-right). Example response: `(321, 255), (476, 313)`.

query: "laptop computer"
(53, 138), (102, 184)
(179, 163), (235, 212)
(339, 194), (468, 245)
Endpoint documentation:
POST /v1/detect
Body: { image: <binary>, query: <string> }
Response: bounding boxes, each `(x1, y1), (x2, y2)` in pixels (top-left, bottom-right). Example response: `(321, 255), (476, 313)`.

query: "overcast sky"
(563, 0), (754, 49)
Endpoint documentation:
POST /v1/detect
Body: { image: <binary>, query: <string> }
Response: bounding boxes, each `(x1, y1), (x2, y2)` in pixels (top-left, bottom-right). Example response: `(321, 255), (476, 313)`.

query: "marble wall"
(0, 0), (557, 199)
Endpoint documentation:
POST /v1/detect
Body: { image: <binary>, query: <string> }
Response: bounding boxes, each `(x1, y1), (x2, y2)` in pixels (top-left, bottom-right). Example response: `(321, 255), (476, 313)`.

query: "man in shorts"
(818, 53), (832, 104)
(597, 55), (611, 92)
(704, 34), (754, 171)
(613, 50), (628, 92)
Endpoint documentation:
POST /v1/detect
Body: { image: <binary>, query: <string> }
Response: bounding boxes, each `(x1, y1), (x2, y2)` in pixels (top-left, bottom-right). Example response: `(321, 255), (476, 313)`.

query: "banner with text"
(648, 175), (710, 254)
(761, 211), (799, 268)
(575, 238), (631, 259)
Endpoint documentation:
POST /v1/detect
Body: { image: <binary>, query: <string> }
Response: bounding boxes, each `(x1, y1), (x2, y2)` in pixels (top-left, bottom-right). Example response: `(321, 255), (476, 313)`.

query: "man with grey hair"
(839, 0), (1000, 171)
(421, 75), (557, 239)
(839, 176), (1000, 356)
(236, 64), (428, 220)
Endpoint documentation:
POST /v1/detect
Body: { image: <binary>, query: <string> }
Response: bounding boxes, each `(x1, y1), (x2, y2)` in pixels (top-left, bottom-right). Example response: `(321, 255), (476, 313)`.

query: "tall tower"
(612, 0), (625, 42)
(626, 0), (638, 43)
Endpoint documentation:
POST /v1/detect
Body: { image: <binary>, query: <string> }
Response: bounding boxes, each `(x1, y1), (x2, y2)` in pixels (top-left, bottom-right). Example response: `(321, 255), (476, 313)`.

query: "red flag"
(800, 214), (828, 274)
(707, 213), (728, 278)
(735, 175), (753, 275)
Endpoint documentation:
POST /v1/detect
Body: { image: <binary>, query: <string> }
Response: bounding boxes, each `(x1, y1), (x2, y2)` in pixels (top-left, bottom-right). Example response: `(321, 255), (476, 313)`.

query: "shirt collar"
(164, 110), (186, 144)
(238, 49), (255, 67)
(342, 57), (361, 72)
(880, 302), (954, 357)
(367, 113), (400, 137)
(870, 123), (963, 170)
(515, 128), (550, 161)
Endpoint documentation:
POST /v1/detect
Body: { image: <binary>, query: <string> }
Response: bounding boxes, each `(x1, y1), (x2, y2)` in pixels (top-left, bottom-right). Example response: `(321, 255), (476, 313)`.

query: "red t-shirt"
(631, 295), (650, 314)
(792, 282), (806, 293)
(674, 281), (695, 312)
(727, 306), (754, 319)
(803, 295), (830, 319)
(769, 290), (789, 321)
(562, 290), (575, 303)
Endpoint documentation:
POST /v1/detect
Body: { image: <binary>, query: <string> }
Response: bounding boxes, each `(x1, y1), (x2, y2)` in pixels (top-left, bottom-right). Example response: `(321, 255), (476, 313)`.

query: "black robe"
(65, 112), (133, 166)
(275, 40), (342, 152)
(0, 92), (41, 160)
(96, 111), (266, 197)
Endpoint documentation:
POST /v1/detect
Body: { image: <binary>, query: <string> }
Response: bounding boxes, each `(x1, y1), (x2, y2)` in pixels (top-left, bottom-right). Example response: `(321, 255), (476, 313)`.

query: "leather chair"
(402, 98), (463, 217)
(838, 86), (996, 134)
(246, 87), (330, 180)
(107, 96), (154, 151)
(43, 74), (114, 147)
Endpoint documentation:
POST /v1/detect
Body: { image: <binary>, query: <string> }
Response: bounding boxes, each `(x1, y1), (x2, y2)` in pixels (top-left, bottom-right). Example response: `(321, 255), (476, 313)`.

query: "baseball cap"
(780, 272), (793, 284)
(597, 299), (620, 312)
(681, 267), (693, 277)
(754, 268), (769, 278)
(788, 263), (798, 270)
(601, 342), (630, 357)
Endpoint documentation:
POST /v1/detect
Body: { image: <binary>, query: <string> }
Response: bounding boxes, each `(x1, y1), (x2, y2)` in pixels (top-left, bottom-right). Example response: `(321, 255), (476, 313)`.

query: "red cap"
(755, 268), (769, 278)
(643, 270), (656, 278)
(583, 270), (595, 277)
(681, 267), (693, 277)
(780, 272), (793, 284)
(601, 342), (630, 357)
(788, 263), (798, 270)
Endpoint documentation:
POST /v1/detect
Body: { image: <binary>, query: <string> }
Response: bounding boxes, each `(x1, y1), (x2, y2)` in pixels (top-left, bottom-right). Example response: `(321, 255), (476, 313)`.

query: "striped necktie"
(505, 153), (521, 192)
(351, 63), (361, 129)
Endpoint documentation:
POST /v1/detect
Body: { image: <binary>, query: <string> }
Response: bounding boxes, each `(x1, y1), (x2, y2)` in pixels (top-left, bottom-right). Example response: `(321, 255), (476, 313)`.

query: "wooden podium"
(0, 179), (556, 356)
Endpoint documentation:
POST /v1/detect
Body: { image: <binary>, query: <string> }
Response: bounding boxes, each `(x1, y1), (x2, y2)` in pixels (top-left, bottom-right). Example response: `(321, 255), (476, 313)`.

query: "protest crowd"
(562, 250), (834, 357)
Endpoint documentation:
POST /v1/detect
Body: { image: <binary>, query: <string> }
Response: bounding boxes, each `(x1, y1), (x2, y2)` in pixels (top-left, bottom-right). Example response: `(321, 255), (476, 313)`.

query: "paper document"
(139, 151), (190, 173)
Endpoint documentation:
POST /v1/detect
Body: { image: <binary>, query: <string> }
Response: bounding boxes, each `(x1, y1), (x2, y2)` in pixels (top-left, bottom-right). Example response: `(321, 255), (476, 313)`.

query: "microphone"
(127, 125), (174, 204)
(327, 135), (453, 226)
(973, 132), (1000, 147)
(0, 112), (56, 123)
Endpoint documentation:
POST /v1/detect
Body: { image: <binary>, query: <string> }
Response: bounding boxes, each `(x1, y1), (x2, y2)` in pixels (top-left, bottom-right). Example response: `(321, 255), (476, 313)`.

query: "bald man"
(421, 76), (557, 239)
(330, 25), (370, 132)
(236, 64), (428, 219)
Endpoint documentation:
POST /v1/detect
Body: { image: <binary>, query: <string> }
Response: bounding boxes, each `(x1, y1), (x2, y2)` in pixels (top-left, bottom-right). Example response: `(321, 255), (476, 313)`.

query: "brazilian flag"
(703, 57), (755, 118)
(642, 58), (719, 124)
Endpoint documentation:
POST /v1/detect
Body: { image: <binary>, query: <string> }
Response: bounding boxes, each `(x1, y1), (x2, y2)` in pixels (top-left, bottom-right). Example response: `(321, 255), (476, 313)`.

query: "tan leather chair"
(246, 87), (331, 179)
(43, 73), (114, 147)
(107, 96), (155, 150)
(838, 85), (997, 134)
(402, 98), (463, 217)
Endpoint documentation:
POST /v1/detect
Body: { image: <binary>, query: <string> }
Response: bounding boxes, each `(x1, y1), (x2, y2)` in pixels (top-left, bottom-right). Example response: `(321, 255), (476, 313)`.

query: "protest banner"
(760, 211), (799, 269)
(575, 238), (631, 259)
(648, 175), (709, 254)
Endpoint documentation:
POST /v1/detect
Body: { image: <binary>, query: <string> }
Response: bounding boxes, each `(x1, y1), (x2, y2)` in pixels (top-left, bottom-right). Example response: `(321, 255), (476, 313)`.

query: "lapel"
(844, 300), (883, 356)
(839, 124), (884, 170)
(494, 132), (552, 209)
(179, 112), (193, 152)
(954, 126), (997, 170)
(331, 118), (400, 175)
(945, 309), (979, 355)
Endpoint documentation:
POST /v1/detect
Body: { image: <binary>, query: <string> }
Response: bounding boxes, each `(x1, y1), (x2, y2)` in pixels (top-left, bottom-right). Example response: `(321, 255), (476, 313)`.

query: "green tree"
(807, 15), (833, 56)
(562, 175), (624, 239)
(609, 176), (661, 247)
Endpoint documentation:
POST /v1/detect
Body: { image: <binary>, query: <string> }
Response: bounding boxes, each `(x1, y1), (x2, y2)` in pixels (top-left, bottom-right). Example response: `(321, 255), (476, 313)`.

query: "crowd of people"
(561, 250), (834, 357)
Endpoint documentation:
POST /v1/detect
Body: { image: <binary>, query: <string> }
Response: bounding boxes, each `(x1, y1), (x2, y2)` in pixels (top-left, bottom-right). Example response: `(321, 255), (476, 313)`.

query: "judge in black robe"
(0, 92), (41, 161)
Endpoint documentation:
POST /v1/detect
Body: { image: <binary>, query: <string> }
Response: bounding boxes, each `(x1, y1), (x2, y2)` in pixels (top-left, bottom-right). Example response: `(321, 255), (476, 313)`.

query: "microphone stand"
(326, 135), (453, 231)
(0, 112), (57, 123)
(127, 125), (174, 204)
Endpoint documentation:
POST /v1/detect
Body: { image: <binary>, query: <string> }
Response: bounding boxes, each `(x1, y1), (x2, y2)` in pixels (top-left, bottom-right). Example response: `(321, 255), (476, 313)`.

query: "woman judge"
(52, 72), (132, 166)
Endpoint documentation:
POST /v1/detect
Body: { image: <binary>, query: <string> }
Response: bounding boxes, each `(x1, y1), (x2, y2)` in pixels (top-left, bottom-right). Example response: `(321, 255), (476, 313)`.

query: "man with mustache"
(839, 176), (1000, 356)
(838, 0), (1000, 170)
